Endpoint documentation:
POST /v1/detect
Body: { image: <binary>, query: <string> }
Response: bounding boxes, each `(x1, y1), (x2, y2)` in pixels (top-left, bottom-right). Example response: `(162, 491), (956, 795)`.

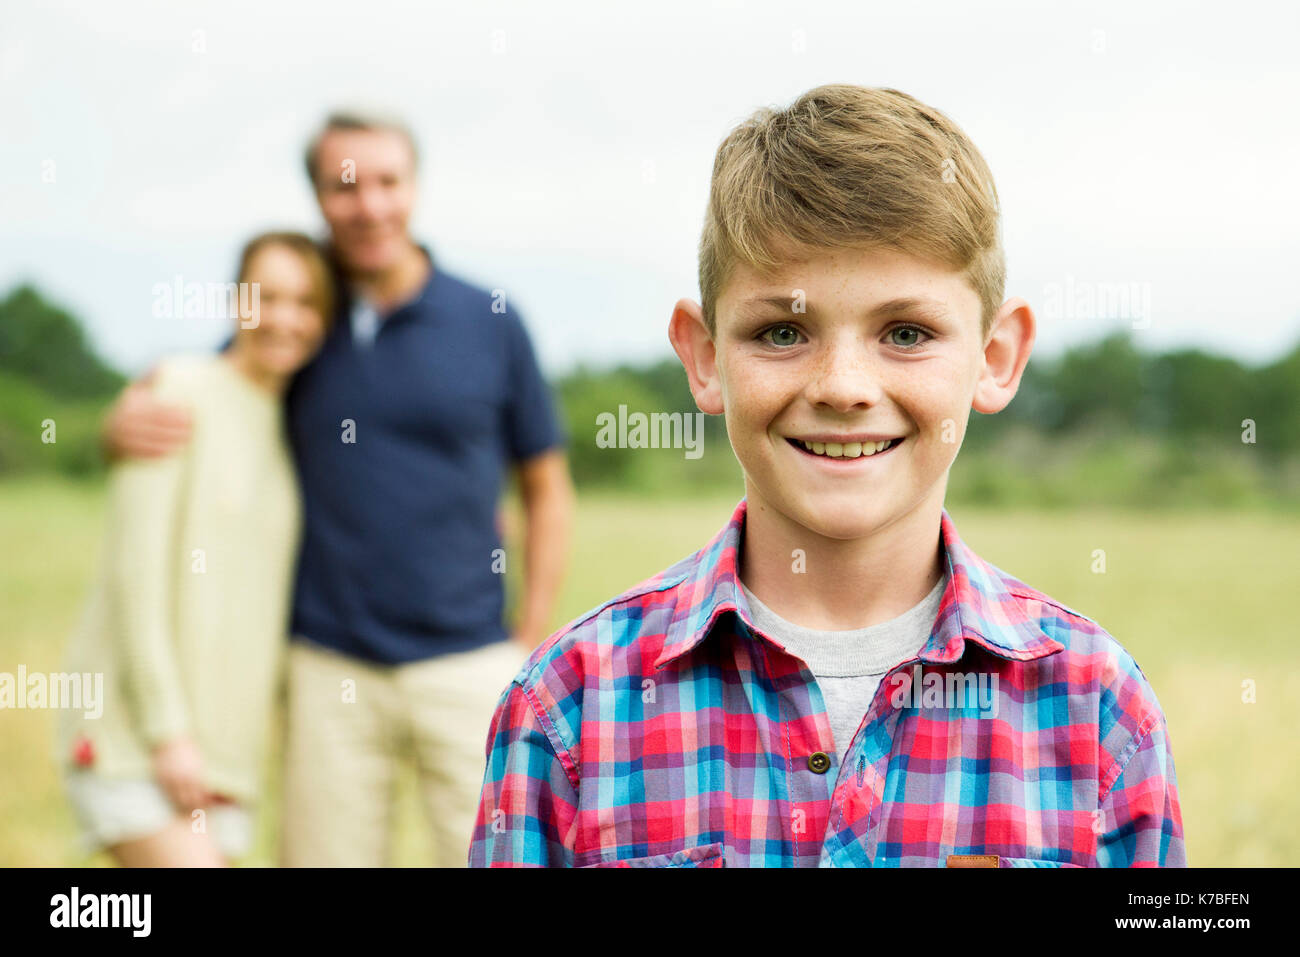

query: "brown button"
(807, 751), (831, 774)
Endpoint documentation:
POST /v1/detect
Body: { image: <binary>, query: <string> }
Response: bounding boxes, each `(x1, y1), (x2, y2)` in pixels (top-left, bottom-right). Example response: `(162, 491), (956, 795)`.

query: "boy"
(469, 85), (1184, 867)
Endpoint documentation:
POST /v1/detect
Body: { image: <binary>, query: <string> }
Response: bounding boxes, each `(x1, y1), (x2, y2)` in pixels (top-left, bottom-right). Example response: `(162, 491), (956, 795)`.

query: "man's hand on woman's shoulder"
(101, 368), (193, 461)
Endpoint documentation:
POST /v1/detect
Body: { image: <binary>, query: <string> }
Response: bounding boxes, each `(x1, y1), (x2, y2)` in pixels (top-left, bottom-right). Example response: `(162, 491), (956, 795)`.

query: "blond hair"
(698, 85), (1004, 340)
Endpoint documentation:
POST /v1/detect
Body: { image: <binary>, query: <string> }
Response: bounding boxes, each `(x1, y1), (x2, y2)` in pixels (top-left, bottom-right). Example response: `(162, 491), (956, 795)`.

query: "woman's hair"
(235, 231), (337, 328)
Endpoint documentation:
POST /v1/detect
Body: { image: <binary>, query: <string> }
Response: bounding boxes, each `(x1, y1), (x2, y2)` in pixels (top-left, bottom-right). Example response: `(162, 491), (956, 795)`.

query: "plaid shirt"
(470, 499), (1185, 867)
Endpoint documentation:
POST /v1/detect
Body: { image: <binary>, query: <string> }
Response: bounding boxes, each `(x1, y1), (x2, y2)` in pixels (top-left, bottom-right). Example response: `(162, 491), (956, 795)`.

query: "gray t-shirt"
(741, 571), (947, 769)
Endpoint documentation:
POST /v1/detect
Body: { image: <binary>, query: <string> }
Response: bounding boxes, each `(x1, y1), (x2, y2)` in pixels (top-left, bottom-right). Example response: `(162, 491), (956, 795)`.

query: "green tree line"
(0, 286), (125, 474)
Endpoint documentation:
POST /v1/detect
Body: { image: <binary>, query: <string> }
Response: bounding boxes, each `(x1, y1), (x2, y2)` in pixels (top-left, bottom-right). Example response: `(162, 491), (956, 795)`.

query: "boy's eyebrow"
(867, 296), (950, 319)
(738, 295), (949, 319)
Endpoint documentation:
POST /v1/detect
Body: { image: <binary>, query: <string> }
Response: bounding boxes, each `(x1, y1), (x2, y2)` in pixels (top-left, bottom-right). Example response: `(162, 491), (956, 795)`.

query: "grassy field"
(1, 475), (1295, 866)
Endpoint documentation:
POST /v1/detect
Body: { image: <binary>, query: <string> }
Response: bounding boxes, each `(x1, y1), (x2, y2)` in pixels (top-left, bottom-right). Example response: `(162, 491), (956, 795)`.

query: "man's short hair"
(304, 110), (420, 188)
(698, 85), (1004, 340)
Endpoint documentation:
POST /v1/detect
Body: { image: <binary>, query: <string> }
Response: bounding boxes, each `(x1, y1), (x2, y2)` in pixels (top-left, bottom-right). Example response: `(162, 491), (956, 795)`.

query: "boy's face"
(672, 244), (1031, 542)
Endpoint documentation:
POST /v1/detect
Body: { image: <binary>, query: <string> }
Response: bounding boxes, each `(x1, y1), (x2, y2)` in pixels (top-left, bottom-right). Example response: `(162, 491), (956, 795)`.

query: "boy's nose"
(804, 348), (886, 412)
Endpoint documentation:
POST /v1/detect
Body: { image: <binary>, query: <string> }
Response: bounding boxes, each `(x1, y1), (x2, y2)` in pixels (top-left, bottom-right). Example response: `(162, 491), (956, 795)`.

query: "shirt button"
(807, 751), (831, 774)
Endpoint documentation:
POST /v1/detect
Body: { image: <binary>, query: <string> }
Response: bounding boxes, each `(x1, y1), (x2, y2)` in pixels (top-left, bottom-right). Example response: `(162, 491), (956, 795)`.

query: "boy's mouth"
(786, 436), (905, 461)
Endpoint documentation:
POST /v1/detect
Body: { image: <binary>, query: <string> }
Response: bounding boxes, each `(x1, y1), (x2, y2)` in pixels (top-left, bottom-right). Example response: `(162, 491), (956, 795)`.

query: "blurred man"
(103, 112), (574, 866)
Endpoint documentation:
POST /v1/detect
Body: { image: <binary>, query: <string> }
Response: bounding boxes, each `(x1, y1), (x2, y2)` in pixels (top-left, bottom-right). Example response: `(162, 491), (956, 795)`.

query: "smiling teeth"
(801, 439), (892, 458)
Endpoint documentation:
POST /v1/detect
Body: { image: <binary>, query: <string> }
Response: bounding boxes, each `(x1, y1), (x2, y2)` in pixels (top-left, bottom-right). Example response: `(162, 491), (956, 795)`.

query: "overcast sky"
(3, 0), (1298, 376)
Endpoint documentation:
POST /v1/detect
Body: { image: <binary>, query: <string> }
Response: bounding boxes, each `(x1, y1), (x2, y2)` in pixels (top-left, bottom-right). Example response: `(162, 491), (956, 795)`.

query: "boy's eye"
(887, 325), (929, 348)
(759, 324), (803, 348)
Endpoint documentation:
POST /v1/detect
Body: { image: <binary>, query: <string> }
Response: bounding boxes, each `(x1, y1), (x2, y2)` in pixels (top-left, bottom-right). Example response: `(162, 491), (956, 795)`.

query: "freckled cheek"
(722, 365), (793, 430)
(896, 378), (963, 429)
(886, 385), (962, 467)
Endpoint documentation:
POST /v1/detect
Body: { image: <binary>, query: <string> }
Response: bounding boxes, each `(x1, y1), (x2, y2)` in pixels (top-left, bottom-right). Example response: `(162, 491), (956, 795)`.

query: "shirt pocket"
(578, 842), (725, 868)
(997, 857), (1085, 868)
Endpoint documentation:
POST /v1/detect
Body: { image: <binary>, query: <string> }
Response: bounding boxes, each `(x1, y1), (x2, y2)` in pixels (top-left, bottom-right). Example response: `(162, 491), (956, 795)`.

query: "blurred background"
(2, 0), (1297, 866)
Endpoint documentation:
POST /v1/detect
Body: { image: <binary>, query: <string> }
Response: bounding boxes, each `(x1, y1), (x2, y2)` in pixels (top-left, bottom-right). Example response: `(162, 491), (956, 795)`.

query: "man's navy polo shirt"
(285, 253), (564, 665)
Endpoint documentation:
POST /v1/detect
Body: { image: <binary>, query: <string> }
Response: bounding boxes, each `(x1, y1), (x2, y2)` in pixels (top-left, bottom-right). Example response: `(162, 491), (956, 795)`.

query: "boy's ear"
(972, 296), (1036, 415)
(669, 298), (725, 415)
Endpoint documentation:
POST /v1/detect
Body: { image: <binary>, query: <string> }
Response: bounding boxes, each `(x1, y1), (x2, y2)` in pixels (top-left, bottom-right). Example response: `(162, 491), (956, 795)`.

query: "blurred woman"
(57, 232), (335, 866)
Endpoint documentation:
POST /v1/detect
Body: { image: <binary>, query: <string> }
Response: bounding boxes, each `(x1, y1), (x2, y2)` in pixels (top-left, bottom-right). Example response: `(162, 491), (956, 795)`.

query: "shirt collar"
(653, 498), (1065, 671)
(331, 243), (439, 324)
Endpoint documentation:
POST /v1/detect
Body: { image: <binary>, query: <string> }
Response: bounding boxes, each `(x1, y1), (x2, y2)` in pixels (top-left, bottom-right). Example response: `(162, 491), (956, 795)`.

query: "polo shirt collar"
(331, 243), (441, 326)
(653, 498), (1065, 671)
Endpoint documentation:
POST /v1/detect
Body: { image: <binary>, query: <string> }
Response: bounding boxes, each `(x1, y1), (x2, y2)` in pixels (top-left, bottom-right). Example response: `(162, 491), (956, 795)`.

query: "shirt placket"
(763, 649), (839, 867)
(821, 655), (924, 866)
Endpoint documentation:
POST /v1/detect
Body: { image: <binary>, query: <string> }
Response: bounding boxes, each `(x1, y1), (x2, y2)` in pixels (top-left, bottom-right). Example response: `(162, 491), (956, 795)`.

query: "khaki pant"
(280, 637), (526, 867)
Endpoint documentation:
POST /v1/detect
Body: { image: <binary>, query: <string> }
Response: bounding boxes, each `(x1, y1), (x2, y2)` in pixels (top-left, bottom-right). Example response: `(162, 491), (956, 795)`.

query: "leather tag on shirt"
(946, 854), (1000, 868)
